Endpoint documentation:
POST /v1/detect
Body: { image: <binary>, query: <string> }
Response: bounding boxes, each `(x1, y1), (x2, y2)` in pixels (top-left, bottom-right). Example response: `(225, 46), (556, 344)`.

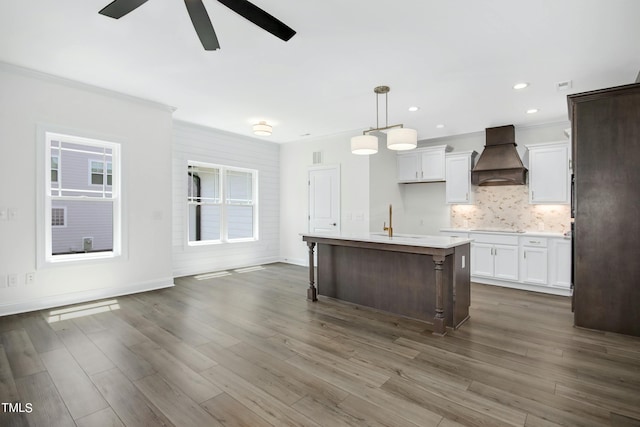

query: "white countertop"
(302, 232), (473, 249)
(441, 228), (569, 238)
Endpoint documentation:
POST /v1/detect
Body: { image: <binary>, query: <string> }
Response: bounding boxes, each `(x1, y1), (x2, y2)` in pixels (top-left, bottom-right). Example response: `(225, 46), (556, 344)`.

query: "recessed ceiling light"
(436, 124), (445, 129)
(408, 106), (420, 112)
(513, 82), (529, 90)
(526, 108), (539, 114)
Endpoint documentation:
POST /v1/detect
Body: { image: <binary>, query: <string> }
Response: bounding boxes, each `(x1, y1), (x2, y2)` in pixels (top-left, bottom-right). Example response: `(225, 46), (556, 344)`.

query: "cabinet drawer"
(521, 237), (548, 247)
(470, 233), (519, 245)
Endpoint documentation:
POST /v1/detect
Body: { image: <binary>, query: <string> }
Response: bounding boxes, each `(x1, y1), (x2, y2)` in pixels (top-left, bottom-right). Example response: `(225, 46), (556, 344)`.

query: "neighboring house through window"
(51, 155), (59, 183)
(90, 160), (112, 186)
(187, 161), (258, 244)
(51, 207), (66, 228)
(43, 131), (121, 263)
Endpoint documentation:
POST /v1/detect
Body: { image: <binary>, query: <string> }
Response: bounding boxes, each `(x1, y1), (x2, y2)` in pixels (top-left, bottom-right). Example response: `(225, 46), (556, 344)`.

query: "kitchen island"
(301, 232), (472, 335)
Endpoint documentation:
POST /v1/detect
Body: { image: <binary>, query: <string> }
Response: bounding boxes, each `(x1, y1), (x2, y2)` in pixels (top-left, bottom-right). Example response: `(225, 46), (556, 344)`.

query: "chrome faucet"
(383, 204), (393, 237)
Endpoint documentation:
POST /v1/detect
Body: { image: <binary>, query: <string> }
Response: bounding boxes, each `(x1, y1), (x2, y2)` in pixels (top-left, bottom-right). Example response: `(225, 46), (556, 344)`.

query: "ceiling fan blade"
(184, 0), (221, 50)
(217, 0), (296, 42)
(99, 0), (149, 19)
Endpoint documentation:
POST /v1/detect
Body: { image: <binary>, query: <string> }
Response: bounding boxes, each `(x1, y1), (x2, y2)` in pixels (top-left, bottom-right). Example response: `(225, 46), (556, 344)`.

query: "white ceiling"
(2, 0), (640, 143)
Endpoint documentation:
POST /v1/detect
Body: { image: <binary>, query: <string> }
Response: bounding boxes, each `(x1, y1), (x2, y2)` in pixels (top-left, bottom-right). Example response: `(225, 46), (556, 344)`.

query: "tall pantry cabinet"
(568, 83), (640, 337)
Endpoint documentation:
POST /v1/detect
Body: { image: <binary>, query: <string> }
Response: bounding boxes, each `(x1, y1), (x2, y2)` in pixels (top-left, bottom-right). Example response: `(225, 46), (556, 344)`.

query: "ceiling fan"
(99, 0), (296, 51)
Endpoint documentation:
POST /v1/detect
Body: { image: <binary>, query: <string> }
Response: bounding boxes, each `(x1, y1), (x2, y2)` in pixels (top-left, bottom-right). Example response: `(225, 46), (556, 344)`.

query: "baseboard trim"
(172, 256), (281, 278)
(0, 277), (175, 317)
(279, 257), (308, 267)
(472, 276), (571, 296)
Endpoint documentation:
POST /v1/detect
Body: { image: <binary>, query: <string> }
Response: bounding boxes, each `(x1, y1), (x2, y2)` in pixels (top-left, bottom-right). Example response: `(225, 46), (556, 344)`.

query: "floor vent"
(194, 271), (232, 280)
(234, 266), (265, 274)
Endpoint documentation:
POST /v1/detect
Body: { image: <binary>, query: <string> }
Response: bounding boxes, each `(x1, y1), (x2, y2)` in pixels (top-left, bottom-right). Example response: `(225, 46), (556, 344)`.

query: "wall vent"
(556, 80), (572, 91)
(83, 237), (93, 252)
(312, 151), (323, 164)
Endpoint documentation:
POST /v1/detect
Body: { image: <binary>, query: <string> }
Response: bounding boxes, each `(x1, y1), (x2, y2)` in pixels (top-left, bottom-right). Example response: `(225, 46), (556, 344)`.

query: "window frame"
(40, 130), (122, 266)
(187, 160), (258, 246)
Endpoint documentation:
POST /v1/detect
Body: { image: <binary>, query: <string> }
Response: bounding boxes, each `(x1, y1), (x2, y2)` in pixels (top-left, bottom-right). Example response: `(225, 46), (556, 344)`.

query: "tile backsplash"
(450, 185), (571, 233)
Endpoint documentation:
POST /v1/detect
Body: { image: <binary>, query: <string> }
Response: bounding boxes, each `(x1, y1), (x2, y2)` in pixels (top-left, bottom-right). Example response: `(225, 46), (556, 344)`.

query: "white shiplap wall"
(172, 121), (280, 277)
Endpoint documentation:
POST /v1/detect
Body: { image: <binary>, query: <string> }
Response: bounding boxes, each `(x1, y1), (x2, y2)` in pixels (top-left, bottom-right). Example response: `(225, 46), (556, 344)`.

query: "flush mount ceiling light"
(513, 82), (529, 90)
(252, 121), (272, 136)
(351, 85), (418, 155)
(526, 108), (539, 114)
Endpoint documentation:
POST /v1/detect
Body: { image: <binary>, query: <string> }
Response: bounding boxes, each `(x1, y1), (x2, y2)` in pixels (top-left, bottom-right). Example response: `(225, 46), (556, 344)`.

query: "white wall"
(280, 130), (370, 265)
(0, 63), (174, 315)
(172, 121), (280, 277)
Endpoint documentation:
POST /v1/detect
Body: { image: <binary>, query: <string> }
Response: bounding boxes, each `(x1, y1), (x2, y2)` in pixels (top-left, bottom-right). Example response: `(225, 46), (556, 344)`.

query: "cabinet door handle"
(415, 171), (418, 178)
(532, 190), (535, 200)
(421, 171), (424, 178)
(529, 240), (540, 244)
(524, 250), (527, 259)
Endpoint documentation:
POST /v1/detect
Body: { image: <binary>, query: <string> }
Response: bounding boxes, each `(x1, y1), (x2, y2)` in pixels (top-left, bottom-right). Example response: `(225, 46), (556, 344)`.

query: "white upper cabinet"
(525, 141), (570, 204)
(397, 145), (451, 183)
(445, 151), (477, 204)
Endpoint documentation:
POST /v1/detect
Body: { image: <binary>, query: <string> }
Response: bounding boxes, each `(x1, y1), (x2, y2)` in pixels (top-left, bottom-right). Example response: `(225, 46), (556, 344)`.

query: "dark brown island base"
(301, 233), (472, 336)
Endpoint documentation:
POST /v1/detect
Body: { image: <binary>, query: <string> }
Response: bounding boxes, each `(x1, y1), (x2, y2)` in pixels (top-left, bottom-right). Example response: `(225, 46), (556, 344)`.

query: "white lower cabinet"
(442, 230), (571, 296)
(520, 238), (548, 285)
(549, 238), (571, 289)
(470, 234), (519, 281)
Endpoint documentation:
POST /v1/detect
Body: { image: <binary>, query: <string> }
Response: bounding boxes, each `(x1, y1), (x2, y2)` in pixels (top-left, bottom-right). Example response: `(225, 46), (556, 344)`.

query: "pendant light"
(351, 85), (418, 155)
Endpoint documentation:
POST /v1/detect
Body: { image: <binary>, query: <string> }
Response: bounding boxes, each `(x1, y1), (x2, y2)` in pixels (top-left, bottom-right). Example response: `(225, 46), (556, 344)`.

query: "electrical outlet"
(0, 208), (7, 220)
(8, 274), (18, 287)
(7, 208), (17, 220)
(26, 272), (35, 285)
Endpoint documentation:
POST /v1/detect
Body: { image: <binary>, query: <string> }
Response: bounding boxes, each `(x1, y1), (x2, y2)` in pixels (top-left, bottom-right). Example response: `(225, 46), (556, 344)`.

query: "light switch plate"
(0, 208), (7, 220)
(8, 274), (18, 287)
(0, 275), (6, 288)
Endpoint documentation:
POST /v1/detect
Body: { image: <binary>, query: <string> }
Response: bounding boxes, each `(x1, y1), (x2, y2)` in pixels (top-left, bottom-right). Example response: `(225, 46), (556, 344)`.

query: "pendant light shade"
(387, 128), (418, 150)
(351, 135), (378, 155)
(351, 85), (418, 155)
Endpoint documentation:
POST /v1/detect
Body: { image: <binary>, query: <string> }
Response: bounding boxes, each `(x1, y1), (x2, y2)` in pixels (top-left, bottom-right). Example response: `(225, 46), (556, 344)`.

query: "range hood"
(471, 125), (527, 186)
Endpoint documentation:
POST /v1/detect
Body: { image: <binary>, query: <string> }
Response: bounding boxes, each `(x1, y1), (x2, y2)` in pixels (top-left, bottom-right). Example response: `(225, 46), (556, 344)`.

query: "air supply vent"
(312, 151), (323, 165)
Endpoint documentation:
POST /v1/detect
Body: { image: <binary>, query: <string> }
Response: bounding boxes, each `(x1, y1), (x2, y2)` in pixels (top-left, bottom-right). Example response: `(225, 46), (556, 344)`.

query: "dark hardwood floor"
(1, 263), (640, 426)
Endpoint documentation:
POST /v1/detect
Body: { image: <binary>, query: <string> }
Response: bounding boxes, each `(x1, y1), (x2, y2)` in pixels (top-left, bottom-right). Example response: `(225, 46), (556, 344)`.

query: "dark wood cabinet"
(568, 83), (640, 337)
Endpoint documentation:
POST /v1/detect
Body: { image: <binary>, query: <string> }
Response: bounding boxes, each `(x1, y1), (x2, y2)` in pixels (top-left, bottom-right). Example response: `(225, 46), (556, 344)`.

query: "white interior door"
(308, 165), (340, 235)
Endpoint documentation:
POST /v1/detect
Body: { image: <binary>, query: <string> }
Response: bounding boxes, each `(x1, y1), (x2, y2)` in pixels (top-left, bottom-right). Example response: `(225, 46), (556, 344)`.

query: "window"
(187, 161), (258, 244)
(51, 155), (59, 183)
(51, 207), (66, 227)
(44, 132), (121, 262)
(90, 160), (112, 186)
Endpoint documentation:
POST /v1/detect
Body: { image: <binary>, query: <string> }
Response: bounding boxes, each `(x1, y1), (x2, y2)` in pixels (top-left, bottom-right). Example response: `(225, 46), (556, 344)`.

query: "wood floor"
(1, 263), (640, 427)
